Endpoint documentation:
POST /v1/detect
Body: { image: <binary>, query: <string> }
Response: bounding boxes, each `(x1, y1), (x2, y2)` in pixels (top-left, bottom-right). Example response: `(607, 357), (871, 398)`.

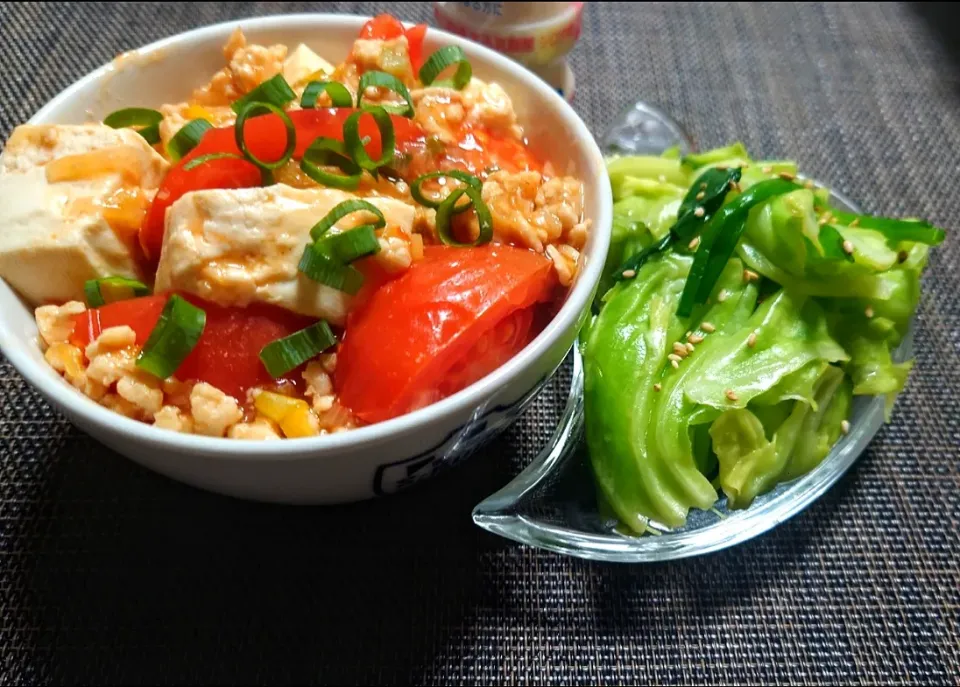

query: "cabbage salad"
(583, 143), (944, 533)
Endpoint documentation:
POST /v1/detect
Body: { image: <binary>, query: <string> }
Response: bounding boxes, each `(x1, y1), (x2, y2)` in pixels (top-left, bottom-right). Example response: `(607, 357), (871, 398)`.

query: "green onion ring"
(435, 186), (493, 247)
(166, 119), (213, 162)
(182, 152), (248, 171)
(231, 74), (296, 114)
(301, 81), (353, 109)
(234, 101), (296, 171)
(103, 107), (163, 145)
(343, 106), (395, 174)
(356, 71), (415, 117)
(309, 199), (386, 241)
(297, 245), (365, 294)
(418, 46), (472, 89)
(259, 321), (337, 378)
(410, 171), (481, 211)
(135, 295), (206, 380)
(83, 276), (151, 308)
(300, 137), (363, 190)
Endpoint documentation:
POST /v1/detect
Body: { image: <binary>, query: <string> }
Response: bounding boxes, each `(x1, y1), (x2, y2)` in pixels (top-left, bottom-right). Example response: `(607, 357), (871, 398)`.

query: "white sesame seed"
(685, 331), (692, 339)
(696, 191), (706, 201)
(672, 343), (688, 357)
(743, 269), (759, 282)
(671, 359), (680, 370)
(841, 420), (851, 434)
(725, 389), (739, 402)
(621, 269), (636, 279)
(686, 342), (696, 353)
(865, 306), (874, 318)
(688, 333), (705, 344)
(747, 331), (757, 348)
(688, 237), (701, 250)
(717, 290), (729, 302)
(653, 383), (662, 392)
(668, 353), (683, 362)
(694, 207), (705, 218)
(842, 240), (854, 255)
(761, 165), (772, 174)
(778, 172), (796, 181)
(701, 322), (716, 333)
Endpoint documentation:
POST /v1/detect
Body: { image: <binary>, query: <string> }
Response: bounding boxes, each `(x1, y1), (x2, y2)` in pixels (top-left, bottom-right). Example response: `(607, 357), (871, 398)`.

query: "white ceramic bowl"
(0, 14), (611, 503)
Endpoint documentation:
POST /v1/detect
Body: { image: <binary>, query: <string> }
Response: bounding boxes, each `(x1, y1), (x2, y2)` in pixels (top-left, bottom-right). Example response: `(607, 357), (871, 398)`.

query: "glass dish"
(472, 101), (909, 562)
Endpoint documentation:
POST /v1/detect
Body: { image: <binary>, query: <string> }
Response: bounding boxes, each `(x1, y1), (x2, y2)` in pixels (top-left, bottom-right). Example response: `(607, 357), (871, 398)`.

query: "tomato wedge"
(140, 108), (425, 261)
(359, 14), (427, 71)
(336, 245), (558, 424)
(70, 294), (315, 400)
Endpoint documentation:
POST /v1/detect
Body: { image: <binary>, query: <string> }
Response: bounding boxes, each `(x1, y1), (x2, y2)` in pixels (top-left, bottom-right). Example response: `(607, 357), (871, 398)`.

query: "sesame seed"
(761, 165), (772, 174)
(841, 420), (851, 434)
(700, 182), (708, 190)
(671, 359), (680, 370)
(672, 343), (689, 357)
(621, 269), (636, 279)
(743, 269), (759, 282)
(688, 333), (705, 344)
(818, 217), (828, 226)
(696, 191), (706, 201)
(653, 383), (662, 392)
(701, 322), (716, 333)
(685, 331), (692, 339)
(686, 342), (696, 353)
(715, 165), (729, 171)
(717, 289), (729, 302)
(668, 353), (683, 362)
(658, 174), (667, 183)
(850, 218), (861, 227)
(778, 172), (796, 181)
(725, 389), (739, 402)
(865, 306), (874, 318)
(747, 331), (757, 348)
(694, 207), (705, 218)
(688, 236), (701, 250)
(842, 240), (854, 255)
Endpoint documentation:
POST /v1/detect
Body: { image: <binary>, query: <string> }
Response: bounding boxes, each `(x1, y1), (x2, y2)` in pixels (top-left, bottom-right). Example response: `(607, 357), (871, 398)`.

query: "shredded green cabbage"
(585, 143), (942, 531)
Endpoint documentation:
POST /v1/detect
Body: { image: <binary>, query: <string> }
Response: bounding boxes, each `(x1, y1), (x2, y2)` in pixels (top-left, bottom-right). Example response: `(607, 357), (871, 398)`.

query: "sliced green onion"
(300, 136), (363, 189)
(83, 276), (150, 308)
(235, 101), (296, 170)
(677, 178), (802, 317)
(314, 225), (381, 263)
(343, 106), (395, 173)
(817, 204), (945, 245)
(671, 167), (742, 241)
(356, 71), (414, 117)
(103, 107), (163, 145)
(231, 74), (296, 114)
(418, 46), (472, 89)
(259, 321), (337, 378)
(135, 295), (206, 379)
(166, 119), (213, 162)
(410, 171), (482, 210)
(613, 234), (672, 280)
(818, 225), (855, 263)
(309, 199), (386, 241)
(301, 81), (353, 109)
(298, 245), (365, 294)
(182, 152), (248, 171)
(435, 186), (493, 247)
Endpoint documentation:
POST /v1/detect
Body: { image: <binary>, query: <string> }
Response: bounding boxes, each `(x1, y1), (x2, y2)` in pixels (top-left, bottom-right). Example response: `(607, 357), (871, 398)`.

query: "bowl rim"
(0, 12), (612, 458)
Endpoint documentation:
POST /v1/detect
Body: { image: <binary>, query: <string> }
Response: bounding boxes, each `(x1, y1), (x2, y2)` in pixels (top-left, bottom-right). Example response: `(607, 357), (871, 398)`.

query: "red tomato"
(359, 14), (428, 71)
(70, 294), (168, 349)
(70, 294), (316, 400)
(140, 109), (425, 261)
(336, 245), (558, 424)
(360, 14), (406, 40)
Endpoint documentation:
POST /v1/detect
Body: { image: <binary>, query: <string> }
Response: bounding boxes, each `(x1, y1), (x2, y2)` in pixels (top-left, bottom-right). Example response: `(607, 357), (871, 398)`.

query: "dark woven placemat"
(1, 2), (957, 685)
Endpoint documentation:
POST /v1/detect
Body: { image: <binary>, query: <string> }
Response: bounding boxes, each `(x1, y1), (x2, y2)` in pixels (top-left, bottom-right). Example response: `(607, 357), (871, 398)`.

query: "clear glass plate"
(472, 101), (910, 562)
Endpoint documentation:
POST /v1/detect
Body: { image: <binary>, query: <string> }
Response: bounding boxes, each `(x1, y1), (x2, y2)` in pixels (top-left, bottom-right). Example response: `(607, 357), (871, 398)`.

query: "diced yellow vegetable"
(280, 405), (321, 438)
(253, 391), (320, 438)
(185, 104), (213, 120)
(45, 343), (84, 380)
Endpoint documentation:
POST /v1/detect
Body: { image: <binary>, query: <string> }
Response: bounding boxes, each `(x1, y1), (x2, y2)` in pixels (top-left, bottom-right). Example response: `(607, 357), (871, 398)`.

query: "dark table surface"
(1, 2), (958, 685)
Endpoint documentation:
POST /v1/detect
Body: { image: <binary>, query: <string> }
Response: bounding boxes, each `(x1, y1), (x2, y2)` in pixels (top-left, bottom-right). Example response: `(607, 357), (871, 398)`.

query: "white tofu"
(0, 124), (169, 305)
(282, 44), (335, 86)
(154, 185), (416, 325)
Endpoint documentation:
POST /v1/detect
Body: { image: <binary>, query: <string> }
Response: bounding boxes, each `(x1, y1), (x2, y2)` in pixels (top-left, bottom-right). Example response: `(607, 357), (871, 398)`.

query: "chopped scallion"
(301, 81), (353, 109)
(309, 199), (386, 241)
(259, 321), (337, 378)
(435, 186), (493, 247)
(83, 276), (150, 308)
(356, 71), (414, 117)
(135, 295), (206, 379)
(103, 107), (163, 145)
(418, 46), (472, 89)
(166, 119), (213, 162)
(231, 74), (296, 114)
(234, 101), (296, 170)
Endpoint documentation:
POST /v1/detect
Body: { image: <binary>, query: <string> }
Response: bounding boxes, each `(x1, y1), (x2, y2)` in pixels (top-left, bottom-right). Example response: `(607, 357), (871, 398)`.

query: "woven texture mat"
(1, 2), (958, 685)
